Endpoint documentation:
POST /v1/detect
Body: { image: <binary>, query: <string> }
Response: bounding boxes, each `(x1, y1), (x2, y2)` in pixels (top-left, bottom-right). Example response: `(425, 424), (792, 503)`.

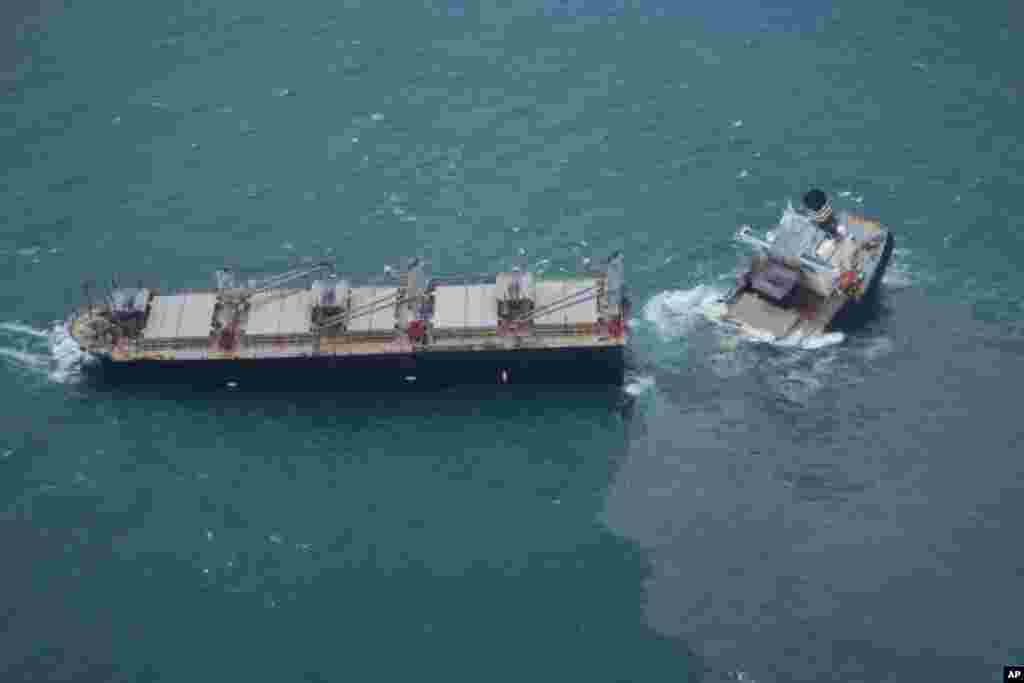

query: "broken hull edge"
(827, 229), (896, 331)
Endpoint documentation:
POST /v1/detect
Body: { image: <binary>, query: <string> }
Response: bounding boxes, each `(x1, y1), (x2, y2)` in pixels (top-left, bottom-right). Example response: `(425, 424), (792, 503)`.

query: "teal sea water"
(3, 1), (1023, 681)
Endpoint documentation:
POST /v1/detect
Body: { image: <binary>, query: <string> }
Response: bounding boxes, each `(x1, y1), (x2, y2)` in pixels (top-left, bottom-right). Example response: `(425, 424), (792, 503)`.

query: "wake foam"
(882, 248), (919, 290)
(636, 281), (897, 406)
(739, 329), (846, 350)
(624, 375), (655, 396)
(0, 322), (50, 339)
(48, 321), (90, 383)
(642, 285), (728, 340)
(0, 319), (88, 384)
(0, 347), (50, 370)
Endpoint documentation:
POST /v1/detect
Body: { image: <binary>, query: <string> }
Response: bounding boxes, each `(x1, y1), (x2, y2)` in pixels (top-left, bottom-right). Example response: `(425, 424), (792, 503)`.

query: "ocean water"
(2, 1), (1023, 681)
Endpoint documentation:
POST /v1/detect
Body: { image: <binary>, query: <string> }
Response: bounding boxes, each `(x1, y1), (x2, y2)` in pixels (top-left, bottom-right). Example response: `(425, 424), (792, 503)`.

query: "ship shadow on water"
(77, 376), (637, 424)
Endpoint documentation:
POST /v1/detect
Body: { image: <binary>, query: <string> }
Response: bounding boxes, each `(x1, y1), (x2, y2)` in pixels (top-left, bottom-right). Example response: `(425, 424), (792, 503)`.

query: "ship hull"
(828, 229), (895, 330)
(80, 345), (626, 391)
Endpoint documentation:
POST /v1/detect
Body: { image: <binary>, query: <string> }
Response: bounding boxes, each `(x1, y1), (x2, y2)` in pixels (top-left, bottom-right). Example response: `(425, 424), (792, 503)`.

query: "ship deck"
(73, 275), (627, 363)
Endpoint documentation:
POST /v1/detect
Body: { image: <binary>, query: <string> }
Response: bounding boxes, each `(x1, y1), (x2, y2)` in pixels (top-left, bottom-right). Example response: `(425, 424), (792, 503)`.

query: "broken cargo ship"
(65, 254), (629, 390)
(710, 194), (895, 341)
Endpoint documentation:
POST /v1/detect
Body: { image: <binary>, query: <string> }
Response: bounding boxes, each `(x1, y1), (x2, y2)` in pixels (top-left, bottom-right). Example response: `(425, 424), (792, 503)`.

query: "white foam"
(642, 285), (728, 340)
(776, 370), (825, 404)
(48, 321), (89, 383)
(1, 320), (86, 383)
(733, 327), (846, 350)
(883, 248), (915, 289)
(861, 336), (894, 360)
(0, 347), (50, 370)
(625, 375), (655, 396)
(708, 350), (758, 378)
(773, 331), (846, 350)
(0, 322), (49, 339)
